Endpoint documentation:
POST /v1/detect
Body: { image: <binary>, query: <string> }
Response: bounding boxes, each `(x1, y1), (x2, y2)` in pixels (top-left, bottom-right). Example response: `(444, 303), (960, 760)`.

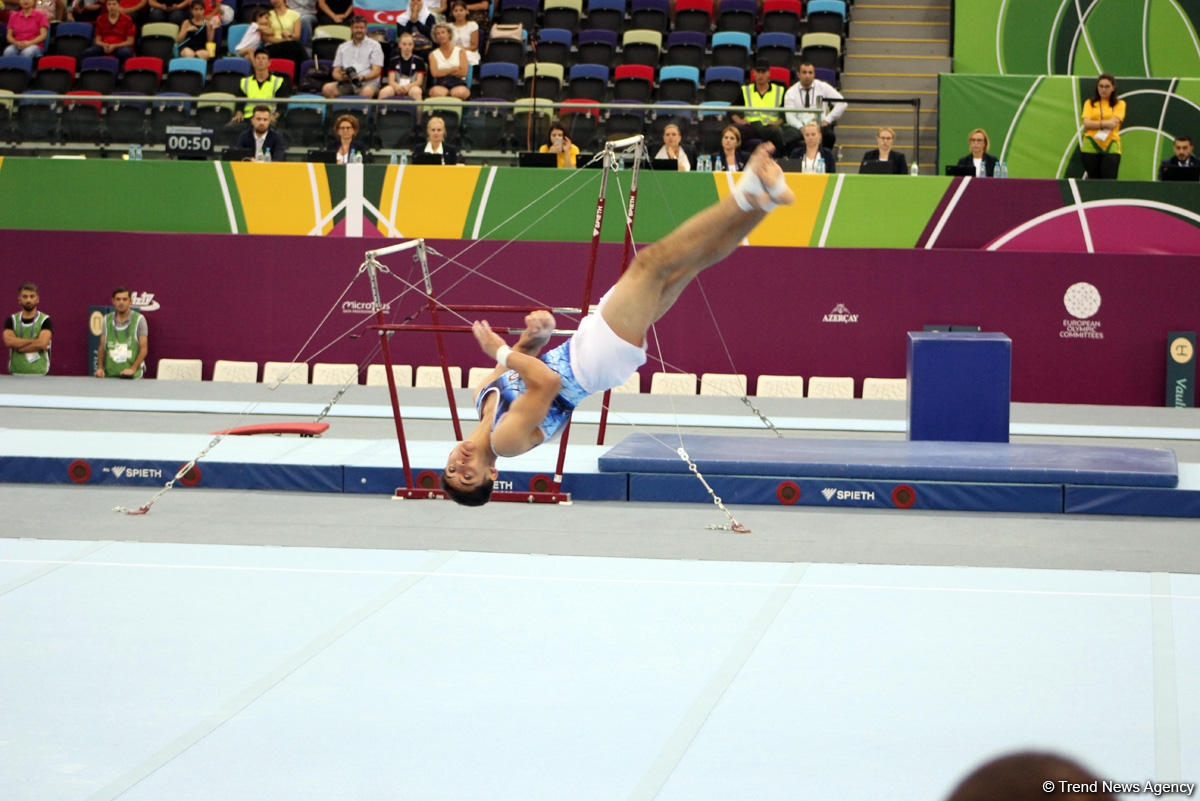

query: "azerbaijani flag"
(354, 0), (410, 23)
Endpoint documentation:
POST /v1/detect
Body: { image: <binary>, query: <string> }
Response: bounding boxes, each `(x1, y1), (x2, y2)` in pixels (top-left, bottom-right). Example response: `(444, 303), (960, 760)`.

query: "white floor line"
(81, 550), (456, 801)
(4, 555), (1199, 601)
(627, 562), (810, 801)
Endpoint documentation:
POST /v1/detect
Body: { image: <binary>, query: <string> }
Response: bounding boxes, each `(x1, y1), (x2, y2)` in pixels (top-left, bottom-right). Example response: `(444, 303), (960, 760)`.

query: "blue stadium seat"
(567, 62), (609, 102)
(710, 31), (751, 69)
(714, 0), (757, 35)
(536, 28), (574, 67)
(756, 32), (797, 69)
(664, 30), (706, 69)
(658, 65), (700, 104)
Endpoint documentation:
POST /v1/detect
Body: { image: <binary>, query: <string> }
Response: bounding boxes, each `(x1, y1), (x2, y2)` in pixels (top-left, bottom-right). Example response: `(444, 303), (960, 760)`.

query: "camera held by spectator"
(338, 67), (362, 95)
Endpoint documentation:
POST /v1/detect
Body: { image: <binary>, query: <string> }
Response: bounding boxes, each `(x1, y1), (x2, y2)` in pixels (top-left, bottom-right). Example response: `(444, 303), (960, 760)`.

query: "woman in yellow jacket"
(1080, 73), (1125, 180)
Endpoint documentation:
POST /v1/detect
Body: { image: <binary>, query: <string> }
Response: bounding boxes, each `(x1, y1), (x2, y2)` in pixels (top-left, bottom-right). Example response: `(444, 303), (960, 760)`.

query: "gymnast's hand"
(472, 319), (507, 360)
(519, 310), (555, 353)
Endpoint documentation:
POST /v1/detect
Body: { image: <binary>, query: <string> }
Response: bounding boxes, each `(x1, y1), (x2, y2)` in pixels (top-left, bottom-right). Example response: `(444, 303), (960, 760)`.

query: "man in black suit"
(235, 105), (287, 161)
(1160, 135), (1200, 180)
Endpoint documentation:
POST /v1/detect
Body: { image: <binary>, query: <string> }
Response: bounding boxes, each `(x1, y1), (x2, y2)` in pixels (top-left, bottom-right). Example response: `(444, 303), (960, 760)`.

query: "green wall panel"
(820, 175), (951, 248)
(941, 75), (1200, 180)
(472, 169), (719, 243)
(0, 160), (233, 232)
(955, 0), (1200, 77)
(1148, 0), (1200, 76)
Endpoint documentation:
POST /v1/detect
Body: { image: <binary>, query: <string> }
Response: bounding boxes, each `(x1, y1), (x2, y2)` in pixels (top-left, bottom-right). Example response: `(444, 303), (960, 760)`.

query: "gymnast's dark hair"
(1089, 73), (1119, 105)
(441, 473), (494, 506)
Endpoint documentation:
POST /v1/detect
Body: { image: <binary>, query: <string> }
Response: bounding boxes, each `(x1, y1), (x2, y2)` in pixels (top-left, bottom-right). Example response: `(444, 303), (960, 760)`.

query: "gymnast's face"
(444, 440), (495, 491)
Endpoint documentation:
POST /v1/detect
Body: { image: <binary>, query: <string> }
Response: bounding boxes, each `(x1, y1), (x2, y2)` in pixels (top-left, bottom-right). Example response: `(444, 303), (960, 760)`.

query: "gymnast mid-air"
(442, 143), (795, 505)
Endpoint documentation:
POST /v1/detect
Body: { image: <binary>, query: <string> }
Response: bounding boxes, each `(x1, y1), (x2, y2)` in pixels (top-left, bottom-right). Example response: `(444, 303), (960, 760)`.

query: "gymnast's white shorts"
(569, 292), (647, 394)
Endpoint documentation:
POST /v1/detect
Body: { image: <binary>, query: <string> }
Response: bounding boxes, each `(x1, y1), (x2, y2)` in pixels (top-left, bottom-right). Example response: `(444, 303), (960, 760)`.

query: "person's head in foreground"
(944, 751), (1116, 801)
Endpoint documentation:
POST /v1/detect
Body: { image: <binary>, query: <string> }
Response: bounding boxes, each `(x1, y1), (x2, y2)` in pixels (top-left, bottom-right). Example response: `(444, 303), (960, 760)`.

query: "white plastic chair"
(311, 363), (359, 386)
(365, 364), (413, 387)
(700, 372), (748, 396)
(807, 376), (854, 398)
(649, 372), (697, 394)
(468, 366), (495, 388)
(212, 360), (258, 383)
(156, 358), (202, 381)
(755, 375), (805, 397)
(415, 365), (462, 388)
(609, 372), (641, 394)
(862, 377), (907, 400)
(263, 361), (310, 385)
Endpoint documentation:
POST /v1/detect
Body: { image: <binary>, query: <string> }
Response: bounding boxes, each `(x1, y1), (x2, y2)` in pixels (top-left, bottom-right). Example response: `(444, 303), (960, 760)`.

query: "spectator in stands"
(943, 751), (1116, 801)
(1160, 134), (1199, 180)
(789, 121), (836, 172)
(421, 114), (458, 164)
(321, 15), (383, 98)
(117, 0), (147, 26)
(147, 0), (188, 25)
(94, 286), (148, 379)
(329, 112), (367, 162)
(3, 0), (49, 58)
(199, 0), (231, 27)
(315, 0), (350, 26)
(286, 0), (317, 44)
(956, 128), (998, 177)
(235, 104), (287, 160)
(81, 0), (135, 64)
(538, 121), (577, 168)
(731, 58), (785, 151)
(423, 0), (445, 21)
(263, 0), (308, 68)
(235, 6), (272, 58)
(68, 0), (101, 23)
(35, 0), (67, 24)
(174, 0), (217, 57)
(378, 31), (425, 100)
(782, 61), (846, 152)
(859, 126), (908, 174)
(230, 47), (286, 123)
(1080, 73), (1125, 180)
(447, 0), (479, 66)
(426, 21), (468, 99)
(712, 124), (747, 172)
(396, 0), (434, 55)
(4, 282), (52, 376)
(654, 122), (692, 171)
(463, 0), (488, 56)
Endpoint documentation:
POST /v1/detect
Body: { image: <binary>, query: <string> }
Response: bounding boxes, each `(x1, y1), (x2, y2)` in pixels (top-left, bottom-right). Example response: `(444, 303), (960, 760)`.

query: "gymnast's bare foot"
(747, 143), (795, 207)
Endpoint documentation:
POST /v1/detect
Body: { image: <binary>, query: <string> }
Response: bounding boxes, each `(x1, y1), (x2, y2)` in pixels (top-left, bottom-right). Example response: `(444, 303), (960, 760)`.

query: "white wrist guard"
(495, 345), (513, 369)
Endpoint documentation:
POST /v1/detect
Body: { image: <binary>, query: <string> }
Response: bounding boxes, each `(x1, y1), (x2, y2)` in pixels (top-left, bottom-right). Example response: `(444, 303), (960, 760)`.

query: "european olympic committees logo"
(1060, 282), (1104, 340)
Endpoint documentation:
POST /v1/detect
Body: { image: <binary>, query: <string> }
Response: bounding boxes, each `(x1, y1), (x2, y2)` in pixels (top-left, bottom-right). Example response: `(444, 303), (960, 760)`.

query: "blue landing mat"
(598, 435), (1180, 488)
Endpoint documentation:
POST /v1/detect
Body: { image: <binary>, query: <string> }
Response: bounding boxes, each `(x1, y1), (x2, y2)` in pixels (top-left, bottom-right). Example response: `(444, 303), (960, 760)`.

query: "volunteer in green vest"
(232, 47), (287, 123)
(94, 286), (148, 379)
(4, 282), (53, 376)
(730, 58), (785, 152)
